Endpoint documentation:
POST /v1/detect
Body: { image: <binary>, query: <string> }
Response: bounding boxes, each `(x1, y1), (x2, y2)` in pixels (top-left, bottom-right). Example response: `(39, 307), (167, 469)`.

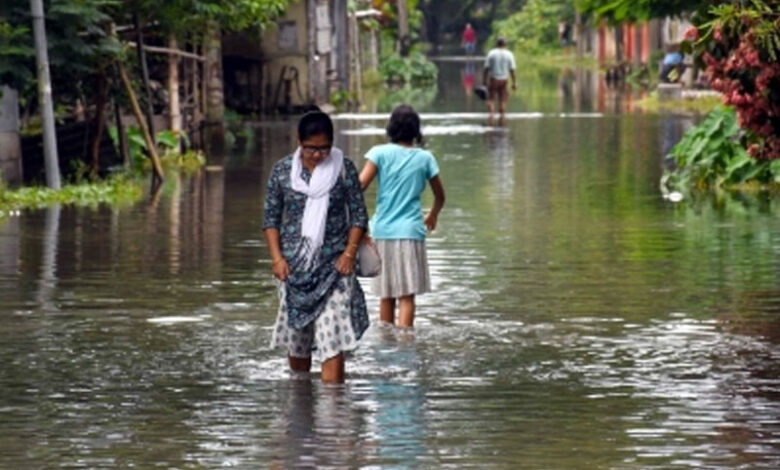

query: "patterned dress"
(262, 155), (369, 358)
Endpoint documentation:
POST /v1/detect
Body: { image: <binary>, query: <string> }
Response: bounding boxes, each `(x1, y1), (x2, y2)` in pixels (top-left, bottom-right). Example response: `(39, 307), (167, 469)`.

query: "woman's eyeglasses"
(302, 145), (332, 156)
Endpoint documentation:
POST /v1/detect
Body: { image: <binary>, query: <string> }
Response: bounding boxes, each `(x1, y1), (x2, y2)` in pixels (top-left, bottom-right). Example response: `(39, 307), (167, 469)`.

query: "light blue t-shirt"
(366, 143), (440, 240)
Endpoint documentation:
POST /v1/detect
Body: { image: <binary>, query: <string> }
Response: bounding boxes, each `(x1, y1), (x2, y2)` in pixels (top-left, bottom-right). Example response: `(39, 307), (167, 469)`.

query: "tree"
(418, 0), (527, 51)
(491, 0), (575, 55)
(574, 0), (706, 23)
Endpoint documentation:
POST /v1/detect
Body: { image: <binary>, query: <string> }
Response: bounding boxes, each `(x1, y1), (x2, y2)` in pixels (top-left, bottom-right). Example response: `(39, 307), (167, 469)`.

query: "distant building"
(579, 17), (695, 83)
(222, 0), (351, 114)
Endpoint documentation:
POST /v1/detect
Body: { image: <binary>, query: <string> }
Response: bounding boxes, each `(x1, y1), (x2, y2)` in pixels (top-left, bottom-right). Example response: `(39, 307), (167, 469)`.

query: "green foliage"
(0, 21), (34, 90)
(108, 127), (202, 174)
(634, 91), (722, 112)
(691, 0), (780, 62)
(144, 0), (292, 35)
(1, 0), (121, 107)
(159, 150), (206, 174)
(378, 52), (438, 84)
(491, 0), (575, 55)
(0, 173), (142, 212)
(575, 0), (706, 23)
(362, 68), (383, 88)
(663, 106), (780, 193)
(329, 89), (357, 111)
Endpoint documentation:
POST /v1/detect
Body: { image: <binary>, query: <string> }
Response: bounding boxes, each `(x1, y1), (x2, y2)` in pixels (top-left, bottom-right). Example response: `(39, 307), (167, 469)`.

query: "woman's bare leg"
(288, 355), (311, 372)
(321, 353), (345, 383)
(398, 295), (415, 327)
(379, 298), (396, 324)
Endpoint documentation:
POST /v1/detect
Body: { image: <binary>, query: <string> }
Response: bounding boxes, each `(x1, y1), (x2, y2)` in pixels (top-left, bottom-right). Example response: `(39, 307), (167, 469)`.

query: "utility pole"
(30, 0), (61, 189)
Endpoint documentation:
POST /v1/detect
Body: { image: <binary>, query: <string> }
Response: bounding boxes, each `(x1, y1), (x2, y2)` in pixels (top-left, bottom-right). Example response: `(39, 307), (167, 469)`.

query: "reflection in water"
(268, 380), (368, 469)
(37, 205), (60, 311)
(461, 62), (476, 110)
(485, 128), (515, 204)
(370, 329), (429, 466)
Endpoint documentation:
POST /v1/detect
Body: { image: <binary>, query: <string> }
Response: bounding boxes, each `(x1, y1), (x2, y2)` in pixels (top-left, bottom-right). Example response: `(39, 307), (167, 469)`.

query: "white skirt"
(271, 279), (360, 361)
(371, 239), (431, 299)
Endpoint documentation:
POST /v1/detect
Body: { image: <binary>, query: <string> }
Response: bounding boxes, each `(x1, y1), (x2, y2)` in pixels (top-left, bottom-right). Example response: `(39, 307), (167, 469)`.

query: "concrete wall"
(260, 0), (349, 111)
(261, 0), (311, 110)
(0, 86), (22, 185)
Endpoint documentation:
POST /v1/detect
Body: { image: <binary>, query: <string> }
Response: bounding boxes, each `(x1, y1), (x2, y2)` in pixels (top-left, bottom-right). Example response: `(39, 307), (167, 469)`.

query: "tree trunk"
(397, 0), (409, 56)
(29, 0), (61, 189)
(133, 13), (156, 138)
(168, 34), (181, 145)
(368, 28), (378, 70)
(203, 21), (225, 158)
(0, 86), (23, 185)
(575, 12), (584, 59)
(117, 61), (164, 183)
(90, 70), (108, 177)
(112, 96), (129, 168)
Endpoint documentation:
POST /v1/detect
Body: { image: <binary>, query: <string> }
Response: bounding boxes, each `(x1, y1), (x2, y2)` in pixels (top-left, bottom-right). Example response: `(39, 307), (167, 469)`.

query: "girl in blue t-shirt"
(359, 104), (446, 327)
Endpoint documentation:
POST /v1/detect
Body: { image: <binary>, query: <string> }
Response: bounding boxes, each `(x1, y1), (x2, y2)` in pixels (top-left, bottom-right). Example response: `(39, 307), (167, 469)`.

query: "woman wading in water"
(263, 111), (369, 383)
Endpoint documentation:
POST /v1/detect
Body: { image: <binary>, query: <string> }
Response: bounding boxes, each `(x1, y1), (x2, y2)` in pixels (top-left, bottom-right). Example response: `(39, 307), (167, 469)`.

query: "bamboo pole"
(168, 35), (181, 138)
(125, 41), (205, 61)
(117, 61), (164, 182)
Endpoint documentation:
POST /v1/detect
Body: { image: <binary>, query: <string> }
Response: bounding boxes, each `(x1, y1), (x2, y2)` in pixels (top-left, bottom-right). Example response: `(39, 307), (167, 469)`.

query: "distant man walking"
(483, 37), (516, 121)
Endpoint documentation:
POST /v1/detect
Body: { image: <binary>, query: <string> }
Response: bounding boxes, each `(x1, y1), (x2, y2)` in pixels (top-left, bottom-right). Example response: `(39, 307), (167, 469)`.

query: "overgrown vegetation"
(662, 106), (780, 195)
(0, 173), (142, 214)
(634, 92), (722, 113)
(575, 0), (707, 23)
(378, 52), (438, 85)
(685, 0), (780, 160)
(491, 0), (575, 56)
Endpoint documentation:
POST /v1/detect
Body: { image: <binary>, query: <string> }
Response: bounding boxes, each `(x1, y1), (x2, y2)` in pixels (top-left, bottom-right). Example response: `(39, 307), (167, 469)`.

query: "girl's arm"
(359, 160), (378, 191)
(425, 175), (445, 232)
(337, 160), (369, 275)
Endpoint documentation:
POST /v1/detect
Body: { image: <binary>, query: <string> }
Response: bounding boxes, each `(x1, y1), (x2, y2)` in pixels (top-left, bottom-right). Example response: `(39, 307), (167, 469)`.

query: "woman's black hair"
(386, 104), (423, 145)
(298, 110), (334, 142)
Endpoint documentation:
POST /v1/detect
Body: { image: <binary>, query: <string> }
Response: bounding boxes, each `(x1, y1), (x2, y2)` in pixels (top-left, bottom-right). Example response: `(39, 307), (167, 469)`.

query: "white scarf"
(290, 146), (344, 267)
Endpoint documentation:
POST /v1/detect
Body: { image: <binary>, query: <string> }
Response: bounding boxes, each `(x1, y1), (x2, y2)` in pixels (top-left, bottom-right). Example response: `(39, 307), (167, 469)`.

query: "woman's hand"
(424, 212), (438, 232)
(271, 258), (290, 281)
(335, 252), (356, 276)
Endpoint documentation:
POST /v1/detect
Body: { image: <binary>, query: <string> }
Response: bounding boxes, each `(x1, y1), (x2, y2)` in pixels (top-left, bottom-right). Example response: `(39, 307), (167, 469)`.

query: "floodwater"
(1, 61), (779, 469)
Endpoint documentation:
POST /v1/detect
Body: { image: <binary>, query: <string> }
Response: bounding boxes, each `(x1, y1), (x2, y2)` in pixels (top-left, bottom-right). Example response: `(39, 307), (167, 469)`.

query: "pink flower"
(684, 26), (699, 41)
(712, 26), (723, 42)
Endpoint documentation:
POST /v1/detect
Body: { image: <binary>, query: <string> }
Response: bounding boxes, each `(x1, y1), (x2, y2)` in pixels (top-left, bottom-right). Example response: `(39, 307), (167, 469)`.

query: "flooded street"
(1, 62), (779, 468)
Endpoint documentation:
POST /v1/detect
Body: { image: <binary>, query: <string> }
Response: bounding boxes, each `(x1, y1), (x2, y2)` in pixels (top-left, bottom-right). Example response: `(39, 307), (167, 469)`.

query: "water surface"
(1, 62), (778, 469)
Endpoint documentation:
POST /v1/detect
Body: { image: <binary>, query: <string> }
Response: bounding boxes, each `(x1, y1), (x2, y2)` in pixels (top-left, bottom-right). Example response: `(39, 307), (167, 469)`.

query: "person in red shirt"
(462, 23), (476, 56)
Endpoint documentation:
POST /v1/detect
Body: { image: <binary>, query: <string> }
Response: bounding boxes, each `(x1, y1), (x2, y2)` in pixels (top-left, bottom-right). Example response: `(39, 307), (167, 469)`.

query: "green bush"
(490, 0), (575, 56)
(663, 105), (780, 193)
(0, 173), (143, 212)
(378, 52), (438, 85)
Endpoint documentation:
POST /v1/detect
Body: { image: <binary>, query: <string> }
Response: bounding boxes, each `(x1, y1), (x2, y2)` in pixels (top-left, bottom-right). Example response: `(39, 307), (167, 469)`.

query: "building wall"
(0, 86), (22, 185)
(260, 0), (350, 112)
(261, 0), (311, 110)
